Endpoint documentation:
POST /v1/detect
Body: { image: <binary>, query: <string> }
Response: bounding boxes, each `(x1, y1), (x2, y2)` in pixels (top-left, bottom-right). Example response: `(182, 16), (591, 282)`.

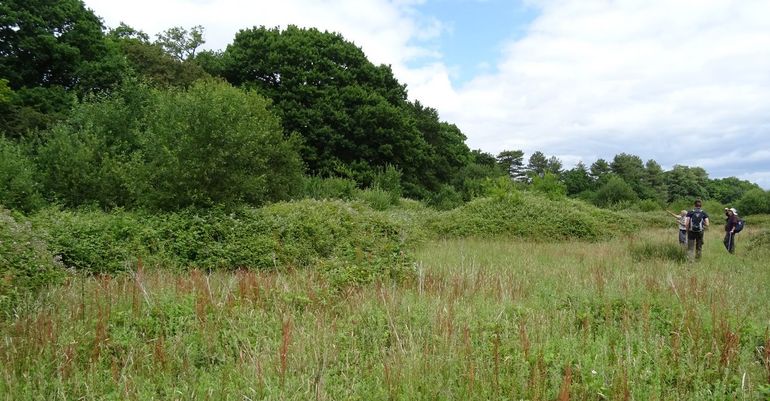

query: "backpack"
(735, 218), (744, 233)
(689, 210), (705, 232)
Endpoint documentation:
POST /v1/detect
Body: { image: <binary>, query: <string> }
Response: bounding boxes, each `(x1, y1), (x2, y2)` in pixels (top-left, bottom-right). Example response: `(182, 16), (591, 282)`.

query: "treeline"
(1, 0), (769, 215)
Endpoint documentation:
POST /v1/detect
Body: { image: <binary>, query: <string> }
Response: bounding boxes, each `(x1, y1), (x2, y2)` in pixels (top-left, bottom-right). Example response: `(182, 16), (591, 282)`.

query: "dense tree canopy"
(0, 0), (126, 136)
(220, 25), (469, 197)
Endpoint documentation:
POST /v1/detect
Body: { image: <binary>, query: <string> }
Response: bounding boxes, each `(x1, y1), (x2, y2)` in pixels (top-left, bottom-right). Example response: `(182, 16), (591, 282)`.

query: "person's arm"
(704, 217), (710, 228)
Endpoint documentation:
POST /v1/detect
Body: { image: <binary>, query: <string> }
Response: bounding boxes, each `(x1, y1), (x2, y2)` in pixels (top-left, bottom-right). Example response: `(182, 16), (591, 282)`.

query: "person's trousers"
(687, 231), (704, 260)
(723, 232), (735, 254)
(678, 229), (687, 246)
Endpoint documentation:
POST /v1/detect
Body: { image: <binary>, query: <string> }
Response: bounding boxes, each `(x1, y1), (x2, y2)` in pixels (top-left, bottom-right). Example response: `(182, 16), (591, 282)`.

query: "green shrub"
(37, 80), (304, 210)
(0, 208), (62, 315)
(531, 172), (567, 200)
(735, 189), (770, 216)
(426, 184), (464, 210)
(629, 241), (686, 263)
(302, 176), (358, 200)
(595, 176), (637, 207)
(427, 192), (637, 241)
(0, 137), (44, 212)
(31, 207), (147, 274)
(354, 188), (398, 211)
(28, 200), (417, 286)
(634, 199), (661, 212)
(372, 164), (402, 202)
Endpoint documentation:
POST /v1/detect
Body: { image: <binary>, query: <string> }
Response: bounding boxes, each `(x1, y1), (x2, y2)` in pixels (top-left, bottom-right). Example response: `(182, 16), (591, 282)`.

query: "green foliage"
(425, 184), (464, 211)
(127, 79), (304, 210)
(562, 162), (593, 196)
(354, 188), (398, 211)
(634, 199), (661, 212)
(0, 137), (43, 212)
(372, 164), (403, 203)
(735, 189), (770, 216)
(481, 176), (520, 200)
(745, 229), (770, 255)
(531, 172), (567, 200)
(302, 176), (358, 200)
(222, 25), (471, 198)
(629, 241), (686, 263)
(154, 26), (205, 61)
(31, 207), (145, 274)
(28, 200), (416, 286)
(0, 208), (62, 315)
(0, 0), (127, 136)
(37, 79), (303, 210)
(109, 25), (209, 88)
(594, 175), (638, 207)
(664, 165), (709, 203)
(428, 191), (637, 241)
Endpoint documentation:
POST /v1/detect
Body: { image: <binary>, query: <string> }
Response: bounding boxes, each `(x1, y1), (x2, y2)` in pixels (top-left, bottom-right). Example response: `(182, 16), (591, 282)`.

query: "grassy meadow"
(2, 222), (769, 400)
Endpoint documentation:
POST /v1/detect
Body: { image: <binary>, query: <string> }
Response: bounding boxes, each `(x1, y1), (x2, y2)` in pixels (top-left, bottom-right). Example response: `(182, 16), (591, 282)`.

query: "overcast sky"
(84, 0), (770, 188)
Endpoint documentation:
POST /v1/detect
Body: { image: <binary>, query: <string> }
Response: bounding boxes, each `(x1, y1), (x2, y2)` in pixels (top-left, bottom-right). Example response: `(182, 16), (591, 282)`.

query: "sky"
(84, 0), (770, 189)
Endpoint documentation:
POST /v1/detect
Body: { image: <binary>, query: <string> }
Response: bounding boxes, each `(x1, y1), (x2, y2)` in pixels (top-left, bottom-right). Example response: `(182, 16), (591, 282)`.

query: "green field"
(2, 226), (769, 400)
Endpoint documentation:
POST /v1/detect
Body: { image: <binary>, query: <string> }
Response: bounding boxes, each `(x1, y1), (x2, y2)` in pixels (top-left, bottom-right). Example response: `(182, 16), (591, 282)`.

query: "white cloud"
(84, 0), (770, 188)
(427, 0), (770, 188)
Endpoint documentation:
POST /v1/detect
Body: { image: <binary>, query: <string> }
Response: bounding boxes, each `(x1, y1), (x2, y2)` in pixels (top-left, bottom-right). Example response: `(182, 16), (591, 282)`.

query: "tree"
(37, 80), (304, 210)
(562, 162), (592, 196)
(154, 25), (205, 61)
(594, 175), (637, 207)
(496, 149), (526, 181)
(109, 24), (208, 88)
(0, 0), (126, 136)
(531, 172), (566, 200)
(610, 153), (647, 197)
(643, 159), (667, 201)
(546, 156), (563, 175)
(664, 165), (710, 202)
(735, 189), (770, 216)
(706, 177), (760, 204)
(0, 137), (43, 212)
(527, 151), (548, 178)
(222, 25), (464, 197)
(590, 158), (611, 184)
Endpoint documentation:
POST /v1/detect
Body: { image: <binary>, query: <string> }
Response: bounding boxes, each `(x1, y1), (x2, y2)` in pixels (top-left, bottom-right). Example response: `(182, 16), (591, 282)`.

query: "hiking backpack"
(735, 218), (744, 233)
(689, 210), (705, 232)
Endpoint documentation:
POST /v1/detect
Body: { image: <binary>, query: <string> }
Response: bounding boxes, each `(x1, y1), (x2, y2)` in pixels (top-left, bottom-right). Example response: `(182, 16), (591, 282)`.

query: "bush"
(426, 184), (464, 210)
(37, 79), (304, 210)
(0, 208), (62, 315)
(0, 137), (44, 212)
(735, 189), (770, 216)
(634, 199), (661, 212)
(595, 176), (637, 207)
(126, 79), (304, 209)
(531, 172), (567, 200)
(629, 241), (686, 263)
(427, 191), (637, 241)
(28, 200), (417, 286)
(302, 176), (358, 200)
(354, 188), (398, 211)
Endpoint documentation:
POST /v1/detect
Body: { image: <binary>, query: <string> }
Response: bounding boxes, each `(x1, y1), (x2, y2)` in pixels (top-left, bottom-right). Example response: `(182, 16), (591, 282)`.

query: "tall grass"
(2, 226), (768, 399)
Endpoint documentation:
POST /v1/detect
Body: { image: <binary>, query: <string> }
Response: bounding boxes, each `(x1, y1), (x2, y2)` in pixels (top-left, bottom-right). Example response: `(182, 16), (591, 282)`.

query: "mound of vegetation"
(426, 191), (638, 241)
(629, 241), (687, 263)
(0, 208), (62, 314)
(30, 200), (417, 286)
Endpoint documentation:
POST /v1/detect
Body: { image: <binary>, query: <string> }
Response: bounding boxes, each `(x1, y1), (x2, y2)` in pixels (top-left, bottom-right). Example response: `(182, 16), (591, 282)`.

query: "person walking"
(723, 207), (739, 254)
(668, 209), (688, 247)
(685, 199), (710, 261)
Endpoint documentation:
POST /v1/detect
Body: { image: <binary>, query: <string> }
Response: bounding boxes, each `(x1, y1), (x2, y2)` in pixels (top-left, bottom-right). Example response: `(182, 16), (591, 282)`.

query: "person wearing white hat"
(723, 207), (739, 254)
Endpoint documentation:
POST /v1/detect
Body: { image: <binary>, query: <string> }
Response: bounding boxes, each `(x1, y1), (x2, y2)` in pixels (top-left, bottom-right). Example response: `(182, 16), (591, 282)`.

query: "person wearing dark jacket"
(685, 199), (710, 261)
(723, 207), (739, 254)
